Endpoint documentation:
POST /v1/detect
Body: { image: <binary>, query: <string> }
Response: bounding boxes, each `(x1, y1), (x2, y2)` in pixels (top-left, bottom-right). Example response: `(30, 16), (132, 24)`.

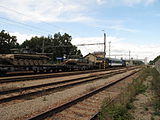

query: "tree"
(0, 30), (19, 54)
(21, 32), (82, 61)
(20, 36), (48, 53)
(149, 55), (160, 65)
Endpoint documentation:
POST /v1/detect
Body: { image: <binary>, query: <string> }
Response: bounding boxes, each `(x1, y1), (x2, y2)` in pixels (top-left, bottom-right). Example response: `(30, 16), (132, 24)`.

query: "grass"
(150, 68), (160, 115)
(98, 67), (151, 120)
(134, 83), (147, 95)
(98, 103), (133, 120)
(151, 116), (155, 120)
(132, 67), (150, 95)
(126, 102), (135, 110)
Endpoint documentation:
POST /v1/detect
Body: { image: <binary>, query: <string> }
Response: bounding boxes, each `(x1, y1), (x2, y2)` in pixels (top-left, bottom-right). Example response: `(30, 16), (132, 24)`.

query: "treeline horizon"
(0, 30), (82, 61)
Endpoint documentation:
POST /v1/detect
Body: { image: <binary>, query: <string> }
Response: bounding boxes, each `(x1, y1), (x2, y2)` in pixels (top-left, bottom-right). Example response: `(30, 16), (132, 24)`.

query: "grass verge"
(150, 68), (160, 115)
(98, 67), (150, 120)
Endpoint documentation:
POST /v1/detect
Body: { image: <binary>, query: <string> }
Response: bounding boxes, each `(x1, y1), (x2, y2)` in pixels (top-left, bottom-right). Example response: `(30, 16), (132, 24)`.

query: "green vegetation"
(150, 68), (160, 115)
(149, 55), (160, 65)
(126, 102), (135, 110)
(151, 116), (155, 120)
(0, 30), (19, 54)
(132, 68), (149, 96)
(98, 67), (150, 120)
(0, 30), (82, 61)
(134, 81), (147, 95)
(98, 103), (133, 120)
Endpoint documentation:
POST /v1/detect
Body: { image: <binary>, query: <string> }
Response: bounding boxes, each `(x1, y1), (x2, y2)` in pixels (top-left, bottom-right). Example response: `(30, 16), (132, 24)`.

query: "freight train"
(106, 58), (126, 67)
(0, 54), (126, 75)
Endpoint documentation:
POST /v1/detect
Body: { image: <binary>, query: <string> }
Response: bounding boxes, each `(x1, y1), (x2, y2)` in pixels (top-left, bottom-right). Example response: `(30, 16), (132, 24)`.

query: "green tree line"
(0, 30), (19, 53)
(149, 55), (160, 65)
(0, 30), (82, 61)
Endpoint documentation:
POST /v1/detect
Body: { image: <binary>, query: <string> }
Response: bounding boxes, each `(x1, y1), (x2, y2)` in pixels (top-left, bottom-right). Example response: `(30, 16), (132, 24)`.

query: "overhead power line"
(0, 5), (80, 36)
(44, 43), (104, 48)
(0, 5), (61, 29)
(0, 16), (54, 34)
(77, 43), (104, 46)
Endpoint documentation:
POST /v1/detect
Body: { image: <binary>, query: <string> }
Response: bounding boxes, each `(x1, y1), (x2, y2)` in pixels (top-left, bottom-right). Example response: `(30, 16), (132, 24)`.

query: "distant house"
(84, 53), (97, 64)
(92, 51), (105, 58)
(84, 52), (105, 68)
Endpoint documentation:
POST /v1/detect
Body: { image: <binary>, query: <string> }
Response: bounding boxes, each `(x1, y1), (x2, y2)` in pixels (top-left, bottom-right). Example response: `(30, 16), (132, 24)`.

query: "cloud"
(145, 0), (157, 5)
(108, 25), (139, 33)
(72, 36), (124, 57)
(96, 0), (157, 6)
(96, 0), (107, 5)
(0, 0), (93, 23)
(72, 36), (160, 61)
(7, 31), (159, 62)
(117, 0), (156, 6)
(0, 0), (157, 23)
(10, 32), (40, 44)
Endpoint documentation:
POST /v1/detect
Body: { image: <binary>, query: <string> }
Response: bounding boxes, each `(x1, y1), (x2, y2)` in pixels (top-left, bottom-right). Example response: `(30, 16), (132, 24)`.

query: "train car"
(0, 54), (98, 75)
(105, 58), (126, 67)
(0, 54), (126, 75)
(63, 59), (98, 71)
(0, 54), (50, 74)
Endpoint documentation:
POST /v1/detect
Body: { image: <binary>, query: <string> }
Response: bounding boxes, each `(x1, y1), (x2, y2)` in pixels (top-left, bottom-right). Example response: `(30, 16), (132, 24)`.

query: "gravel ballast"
(0, 69), (138, 120)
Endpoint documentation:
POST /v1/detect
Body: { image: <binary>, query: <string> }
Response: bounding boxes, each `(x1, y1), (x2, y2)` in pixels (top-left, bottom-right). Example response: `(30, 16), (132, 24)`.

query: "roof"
(84, 53), (97, 58)
(92, 51), (104, 55)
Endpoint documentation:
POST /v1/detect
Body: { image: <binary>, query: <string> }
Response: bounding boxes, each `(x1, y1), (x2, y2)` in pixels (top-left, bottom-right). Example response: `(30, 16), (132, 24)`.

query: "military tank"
(0, 54), (49, 66)
(0, 54), (50, 74)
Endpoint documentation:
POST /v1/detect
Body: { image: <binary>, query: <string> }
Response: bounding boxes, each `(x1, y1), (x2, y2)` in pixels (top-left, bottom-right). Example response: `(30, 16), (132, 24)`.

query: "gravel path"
(0, 69), (138, 120)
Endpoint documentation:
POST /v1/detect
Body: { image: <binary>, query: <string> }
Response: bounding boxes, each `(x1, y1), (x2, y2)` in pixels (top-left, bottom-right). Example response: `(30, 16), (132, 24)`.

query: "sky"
(0, 0), (160, 62)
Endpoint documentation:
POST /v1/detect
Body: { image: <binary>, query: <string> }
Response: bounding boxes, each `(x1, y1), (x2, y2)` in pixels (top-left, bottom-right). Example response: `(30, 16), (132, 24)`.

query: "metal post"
(104, 33), (106, 69)
(42, 39), (45, 53)
(129, 50), (131, 65)
(109, 41), (111, 58)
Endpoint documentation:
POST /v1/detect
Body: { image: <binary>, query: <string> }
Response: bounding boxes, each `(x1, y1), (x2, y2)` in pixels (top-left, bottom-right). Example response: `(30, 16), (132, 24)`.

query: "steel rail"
(27, 70), (139, 120)
(0, 70), (126, 104)
(0, 70), (118, 95)
(0, 69), (108, 83)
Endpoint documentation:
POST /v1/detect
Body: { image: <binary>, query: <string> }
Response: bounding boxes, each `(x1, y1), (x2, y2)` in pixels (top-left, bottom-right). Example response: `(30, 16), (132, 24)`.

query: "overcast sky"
(0, 0), (160, 61)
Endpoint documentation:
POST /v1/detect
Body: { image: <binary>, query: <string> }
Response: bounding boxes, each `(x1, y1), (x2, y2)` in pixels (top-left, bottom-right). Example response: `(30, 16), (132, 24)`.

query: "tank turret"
(0, 54), (50, 66)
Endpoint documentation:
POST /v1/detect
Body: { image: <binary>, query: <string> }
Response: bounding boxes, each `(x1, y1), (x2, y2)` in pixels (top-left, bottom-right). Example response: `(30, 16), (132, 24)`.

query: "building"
(92, 52), (105, 58)
(84, 52), (105, 68)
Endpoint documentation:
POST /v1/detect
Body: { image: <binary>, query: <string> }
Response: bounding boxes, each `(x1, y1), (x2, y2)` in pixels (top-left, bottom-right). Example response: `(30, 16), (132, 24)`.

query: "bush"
(99, 104), (133, 120)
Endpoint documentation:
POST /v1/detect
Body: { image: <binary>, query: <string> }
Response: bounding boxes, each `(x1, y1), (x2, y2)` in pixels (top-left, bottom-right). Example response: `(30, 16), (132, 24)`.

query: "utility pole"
(104, 32), (106, 69)
(136, 55), (138, 60)
(42, 39), (45, 53)
(129, 50), (131, 65)
(109, 41), (111, 58)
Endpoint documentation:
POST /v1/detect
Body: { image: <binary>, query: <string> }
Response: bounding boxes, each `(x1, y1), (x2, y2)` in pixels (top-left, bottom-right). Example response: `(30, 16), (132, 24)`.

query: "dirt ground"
(129, 76), (160, 120)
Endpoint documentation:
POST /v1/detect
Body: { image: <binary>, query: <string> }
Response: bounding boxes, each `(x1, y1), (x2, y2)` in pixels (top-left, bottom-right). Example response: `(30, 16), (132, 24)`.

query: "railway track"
(0, 68), (130, 106)
(0, 68), (122, 83)
(3, 66), (128, 77)
(27, 69), (140, 120)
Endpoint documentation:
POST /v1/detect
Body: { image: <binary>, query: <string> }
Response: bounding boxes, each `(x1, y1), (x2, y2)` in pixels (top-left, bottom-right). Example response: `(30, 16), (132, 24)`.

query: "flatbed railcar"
(0, 54), (99, 75)
(0, 54), (126, 75)
(0, 54), (50, 74)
